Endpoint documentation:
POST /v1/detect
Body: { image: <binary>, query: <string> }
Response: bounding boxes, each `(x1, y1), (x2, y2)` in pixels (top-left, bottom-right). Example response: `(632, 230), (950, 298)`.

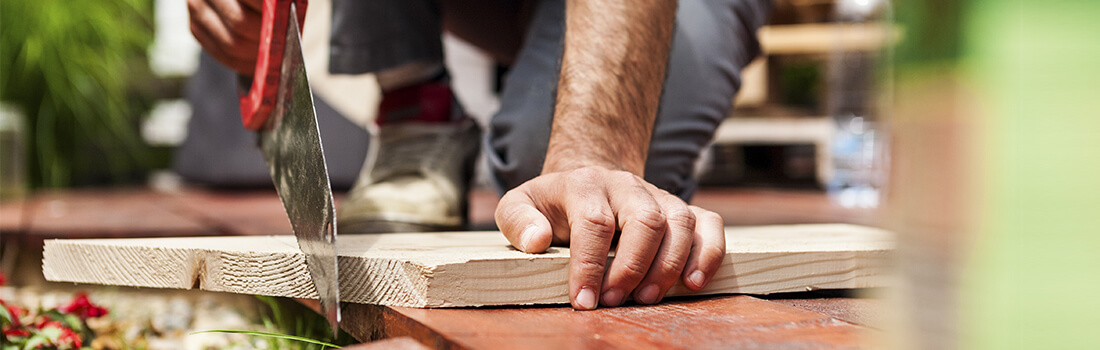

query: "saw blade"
(257, 3), (340, 335)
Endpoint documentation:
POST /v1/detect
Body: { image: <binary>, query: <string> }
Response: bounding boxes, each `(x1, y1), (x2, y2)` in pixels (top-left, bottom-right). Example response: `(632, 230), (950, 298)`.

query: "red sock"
(376, 82), (459, 125)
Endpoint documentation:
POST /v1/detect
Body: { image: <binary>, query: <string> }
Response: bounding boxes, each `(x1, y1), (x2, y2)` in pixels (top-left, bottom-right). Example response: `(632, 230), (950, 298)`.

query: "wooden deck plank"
(342, 295), (870, 349)
(24, 189), (216, 239)
(169, 189), (294, 236)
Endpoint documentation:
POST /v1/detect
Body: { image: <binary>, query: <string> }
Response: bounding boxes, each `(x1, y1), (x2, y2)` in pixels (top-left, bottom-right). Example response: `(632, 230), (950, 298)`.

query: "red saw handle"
(239, 0), (309, 130)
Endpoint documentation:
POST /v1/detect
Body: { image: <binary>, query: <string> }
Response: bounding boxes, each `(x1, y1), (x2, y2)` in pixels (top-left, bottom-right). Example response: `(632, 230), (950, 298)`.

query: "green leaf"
(190, 330), (342, 349)
(39, 309), (82, 330)
(40, 309), (64, 320)
(38, 326), (62, 342)
(22, 332), (51, 350)
(0, 303), (12, 325)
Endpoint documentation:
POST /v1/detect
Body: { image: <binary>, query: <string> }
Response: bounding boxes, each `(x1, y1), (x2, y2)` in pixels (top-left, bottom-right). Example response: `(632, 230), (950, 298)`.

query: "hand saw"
(237, 0), (340, 335)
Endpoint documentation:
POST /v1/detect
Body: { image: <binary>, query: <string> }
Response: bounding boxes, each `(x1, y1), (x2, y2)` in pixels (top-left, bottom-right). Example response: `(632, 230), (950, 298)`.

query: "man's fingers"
(189, 0), (259, 74)
(600, 175), (665, 307)
(631, 189), (695, 304)
(563, 169), (617, 310)
(206, 0), (263, 41)
(190, 21), (255, 74)
(190, 0), (237, 49)
(682, 206), (726, 291)
(495, 189), (553, 253)
(494, 167), (721, 309)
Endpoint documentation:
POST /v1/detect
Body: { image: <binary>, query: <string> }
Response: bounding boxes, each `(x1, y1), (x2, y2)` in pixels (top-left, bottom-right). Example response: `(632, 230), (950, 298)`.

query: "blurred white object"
(142, 99), (191, 146)
(443, 33), (501, 123)
(149, 0), (201, 77)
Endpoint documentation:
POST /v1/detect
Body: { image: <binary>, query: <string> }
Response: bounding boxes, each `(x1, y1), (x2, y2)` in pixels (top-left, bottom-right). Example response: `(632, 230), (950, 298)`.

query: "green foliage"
(253, 296), (356, 350)
(0, 303), (11, 324)
(0, 0), (156, 188)
(190, 296), (356, 350)
(779, 60), (822, 111)
(893, 0), (967, 66)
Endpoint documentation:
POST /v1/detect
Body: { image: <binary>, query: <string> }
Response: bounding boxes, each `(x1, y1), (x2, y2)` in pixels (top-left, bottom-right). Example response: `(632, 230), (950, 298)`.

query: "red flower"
(60, 292), (108, 320)
(33, 321), (83, 348)
(2, 328), (30, 337)
(57, 326), (83, 348)
(35, 319), (63, 330)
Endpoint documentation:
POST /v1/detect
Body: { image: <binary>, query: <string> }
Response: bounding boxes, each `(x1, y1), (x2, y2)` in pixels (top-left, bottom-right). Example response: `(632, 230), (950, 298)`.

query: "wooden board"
(42, 224), (893, 308)
(341, 295), (871, 349)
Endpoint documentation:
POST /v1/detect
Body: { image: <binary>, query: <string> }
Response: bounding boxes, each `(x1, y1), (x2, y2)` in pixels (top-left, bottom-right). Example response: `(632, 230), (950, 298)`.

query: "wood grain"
(343, 295), (871, 349)
(42, 224), (893, 307)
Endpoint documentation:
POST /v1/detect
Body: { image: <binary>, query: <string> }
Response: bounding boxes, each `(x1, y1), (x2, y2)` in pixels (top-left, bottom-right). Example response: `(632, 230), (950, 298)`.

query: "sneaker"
(337, 83), (481, 233)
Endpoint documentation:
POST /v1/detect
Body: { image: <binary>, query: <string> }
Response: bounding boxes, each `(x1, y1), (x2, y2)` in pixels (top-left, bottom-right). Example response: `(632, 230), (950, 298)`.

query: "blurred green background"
(895, 0), (1100, 348)
(1, 0), (157, 189)
(962, 0), (1100, 348)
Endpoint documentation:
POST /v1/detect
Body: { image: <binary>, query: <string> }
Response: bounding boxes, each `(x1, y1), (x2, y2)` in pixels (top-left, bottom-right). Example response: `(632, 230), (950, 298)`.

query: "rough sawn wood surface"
(42, 224), (893, 308)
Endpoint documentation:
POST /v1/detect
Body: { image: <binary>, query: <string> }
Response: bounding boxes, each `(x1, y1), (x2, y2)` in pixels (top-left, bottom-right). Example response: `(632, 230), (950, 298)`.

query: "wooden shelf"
(758, 23), (901, 55)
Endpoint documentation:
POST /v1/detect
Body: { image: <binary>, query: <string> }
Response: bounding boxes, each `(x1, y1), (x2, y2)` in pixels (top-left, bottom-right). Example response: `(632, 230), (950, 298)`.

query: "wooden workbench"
(333, 293), (879, 349)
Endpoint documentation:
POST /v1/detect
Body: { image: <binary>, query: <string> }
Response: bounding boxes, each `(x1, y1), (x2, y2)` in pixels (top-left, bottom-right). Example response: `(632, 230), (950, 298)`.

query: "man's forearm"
(543, 0), (677, 175)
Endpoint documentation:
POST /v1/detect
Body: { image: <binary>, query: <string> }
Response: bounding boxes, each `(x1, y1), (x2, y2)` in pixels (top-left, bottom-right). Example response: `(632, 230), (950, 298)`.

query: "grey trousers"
(333, 0), (771, 200)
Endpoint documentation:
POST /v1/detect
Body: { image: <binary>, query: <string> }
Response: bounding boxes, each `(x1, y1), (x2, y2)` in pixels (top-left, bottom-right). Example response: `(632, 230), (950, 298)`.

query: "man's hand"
(188, 0), (262, 75)
(496, 167), (726, 309)
(494, 0), (719, 309)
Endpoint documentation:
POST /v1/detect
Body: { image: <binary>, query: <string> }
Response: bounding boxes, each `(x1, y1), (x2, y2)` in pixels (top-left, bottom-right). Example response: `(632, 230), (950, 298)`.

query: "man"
(186, 0), (771, 310)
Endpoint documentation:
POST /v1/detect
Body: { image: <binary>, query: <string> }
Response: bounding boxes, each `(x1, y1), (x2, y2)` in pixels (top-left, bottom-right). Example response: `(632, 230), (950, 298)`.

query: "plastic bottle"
(827, 0), (893, 208)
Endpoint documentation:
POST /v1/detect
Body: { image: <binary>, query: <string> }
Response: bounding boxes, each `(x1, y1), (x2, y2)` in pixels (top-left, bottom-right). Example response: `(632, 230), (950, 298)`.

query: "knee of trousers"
(484, 109), (553, 195)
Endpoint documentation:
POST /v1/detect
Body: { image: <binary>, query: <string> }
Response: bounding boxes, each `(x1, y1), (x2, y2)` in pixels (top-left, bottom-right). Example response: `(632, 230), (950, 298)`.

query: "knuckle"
(574, 251), (608, 272)
(578, 209), (615, 234)
(701, 244), (726, 263)
(616, 259), (649, 282)
(694, 207), (722, 223)
(664, 205), (696, 231)
(226, 13), (255, 35)
(617, 171), (640, 182)
(567, 167), (602, 184)
(653, 257), (685, 279)
(226, 15), (245, 32)
(186, 0), (201, 12)
(631, 207), (666, 234)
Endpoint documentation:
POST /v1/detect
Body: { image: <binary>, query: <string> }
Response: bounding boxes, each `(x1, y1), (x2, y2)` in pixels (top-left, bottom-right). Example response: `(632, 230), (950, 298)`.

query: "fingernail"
(689, 270), (706, 288)
(577, 287), (597, 310)
(601, 288), (624, 307)
(520, 225), (538, 251)
(636, 284), (660, 304)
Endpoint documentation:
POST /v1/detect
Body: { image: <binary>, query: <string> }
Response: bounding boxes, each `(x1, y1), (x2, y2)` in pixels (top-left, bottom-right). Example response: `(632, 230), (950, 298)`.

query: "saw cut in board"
(42, 224), (894, 308)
